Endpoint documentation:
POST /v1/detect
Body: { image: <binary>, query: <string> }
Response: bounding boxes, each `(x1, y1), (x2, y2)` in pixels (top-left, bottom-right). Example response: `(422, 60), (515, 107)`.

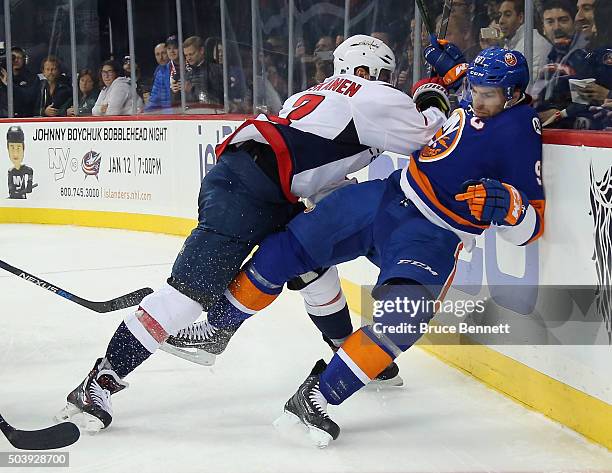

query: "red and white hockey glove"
(455, 178), (528, 226)
(411, 77), (451, 117)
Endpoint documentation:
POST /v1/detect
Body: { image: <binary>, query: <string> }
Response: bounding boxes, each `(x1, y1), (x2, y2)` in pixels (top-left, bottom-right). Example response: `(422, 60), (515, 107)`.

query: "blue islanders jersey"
(400, 102), (545, 248)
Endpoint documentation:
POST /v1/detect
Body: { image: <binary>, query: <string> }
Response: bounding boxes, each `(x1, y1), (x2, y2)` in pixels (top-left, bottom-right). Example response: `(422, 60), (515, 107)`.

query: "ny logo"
(48, 148), (71, 181)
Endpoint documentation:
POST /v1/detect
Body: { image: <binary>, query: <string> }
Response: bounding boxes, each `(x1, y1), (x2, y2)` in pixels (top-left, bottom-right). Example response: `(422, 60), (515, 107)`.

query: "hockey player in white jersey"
(58, 35), (463, 431)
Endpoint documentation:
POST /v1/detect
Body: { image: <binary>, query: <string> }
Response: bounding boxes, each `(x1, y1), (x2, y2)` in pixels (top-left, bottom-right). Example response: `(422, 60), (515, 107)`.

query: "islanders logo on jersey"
(419, 109), (466, 162)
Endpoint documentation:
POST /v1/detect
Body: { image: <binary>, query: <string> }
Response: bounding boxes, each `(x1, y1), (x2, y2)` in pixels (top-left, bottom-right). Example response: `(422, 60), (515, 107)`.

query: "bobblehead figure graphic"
(6, 126), (36, 199)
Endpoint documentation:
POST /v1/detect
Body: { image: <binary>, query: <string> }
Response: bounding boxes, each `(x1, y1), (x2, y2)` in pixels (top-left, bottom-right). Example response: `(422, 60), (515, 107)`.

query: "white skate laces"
(179, 319), (217, 341)
(89, 377), (113, 415)
(309, 383), (330, 419)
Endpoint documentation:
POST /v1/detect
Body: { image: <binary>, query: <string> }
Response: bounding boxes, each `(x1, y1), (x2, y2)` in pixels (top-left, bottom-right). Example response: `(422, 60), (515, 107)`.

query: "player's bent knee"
(371, 279), (435, 352)
(299, 266), (346, 316)
(125, 283), (203, 352)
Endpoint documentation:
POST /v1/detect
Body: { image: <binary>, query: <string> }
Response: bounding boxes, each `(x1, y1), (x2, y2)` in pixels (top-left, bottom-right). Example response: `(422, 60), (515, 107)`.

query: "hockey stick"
(415, 0), (454, 39)
(0, 413), (80, 450)
(437, 0), (454, 40)
(415, 0), (436, 37)
(0, 259), (153, 313)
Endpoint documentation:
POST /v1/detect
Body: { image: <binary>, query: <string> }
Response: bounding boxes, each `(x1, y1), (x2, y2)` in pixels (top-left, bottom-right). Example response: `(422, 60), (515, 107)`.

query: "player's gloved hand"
(455, 178), (528, 226)
(411, 77), (451, 116)
(424, 36), (468, 90)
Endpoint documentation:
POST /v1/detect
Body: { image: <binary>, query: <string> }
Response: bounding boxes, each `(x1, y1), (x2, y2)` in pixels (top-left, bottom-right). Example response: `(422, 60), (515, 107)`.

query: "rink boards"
(0, 116), (610, 450)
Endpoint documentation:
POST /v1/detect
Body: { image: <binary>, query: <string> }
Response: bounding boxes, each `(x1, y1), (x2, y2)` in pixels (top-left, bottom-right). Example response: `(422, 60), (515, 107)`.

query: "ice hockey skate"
(367, 361), (403, 388)
(55, 357), (128, 433)
(161, 318), (241, 366)
(273, 360), (340, 448)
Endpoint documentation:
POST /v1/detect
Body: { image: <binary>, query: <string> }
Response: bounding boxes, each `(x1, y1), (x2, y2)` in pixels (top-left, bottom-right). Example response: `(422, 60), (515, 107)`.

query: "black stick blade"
(82, 287), (154, 313)
(0, 417), (80, 450)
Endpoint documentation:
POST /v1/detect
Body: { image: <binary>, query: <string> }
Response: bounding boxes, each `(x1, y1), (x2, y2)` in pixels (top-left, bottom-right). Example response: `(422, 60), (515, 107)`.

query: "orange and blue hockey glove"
(455, 178), (528, 226)
(423, 36), (469, 90)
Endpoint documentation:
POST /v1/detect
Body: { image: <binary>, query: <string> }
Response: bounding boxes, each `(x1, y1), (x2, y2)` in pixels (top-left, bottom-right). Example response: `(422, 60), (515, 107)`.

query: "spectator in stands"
(58, 68), (100, 117)
(154, 42), (168, 68)
(209, 39), (248, 111)
(536, 0), (588, 126)
(396, 17), (429, 93)
(145, 40), (173, 112)
(123, 56), (145, 99)
(575, 0), (596, 45)
(572, 0), (612, 129)
(313, 35), (334, 84)
(93, 59), (143, 116)
(498, 0), (550, 75)
(485, 0), (501, 24)
(35, 56), (72, 117)
(171, 35), (223, 106)
(439, 11), (480, 61)
(262, 36), (288, 100)
(541, 0), (581, 53)
(0, 47), (39, 117)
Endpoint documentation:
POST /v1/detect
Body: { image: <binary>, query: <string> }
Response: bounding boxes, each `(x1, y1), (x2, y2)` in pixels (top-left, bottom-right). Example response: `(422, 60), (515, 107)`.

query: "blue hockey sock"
(105, 322), (152, 379)
(309, 303), (353, 347)
(207, 295), (249, 328)
(319, 353), (366, 405)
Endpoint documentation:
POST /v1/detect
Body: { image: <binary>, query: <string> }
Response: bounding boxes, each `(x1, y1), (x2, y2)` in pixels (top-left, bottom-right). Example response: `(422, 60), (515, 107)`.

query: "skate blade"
(55, 403), (105, 433)
(160, 342), (216, 366)
(366, 374), (404, 389)
(273, 411), (333, 449)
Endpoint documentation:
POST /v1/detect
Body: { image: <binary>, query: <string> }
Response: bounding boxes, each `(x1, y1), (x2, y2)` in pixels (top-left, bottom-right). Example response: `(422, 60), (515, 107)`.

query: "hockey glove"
(423, 37), (469, 90)
(411, 77), (451, 116)
(455, 178), (528, 226)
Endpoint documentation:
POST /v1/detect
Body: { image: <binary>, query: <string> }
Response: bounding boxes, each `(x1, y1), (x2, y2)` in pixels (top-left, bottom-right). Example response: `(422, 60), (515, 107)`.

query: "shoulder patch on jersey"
(532, 117), (542, 135)
(419, 108), (466, 162)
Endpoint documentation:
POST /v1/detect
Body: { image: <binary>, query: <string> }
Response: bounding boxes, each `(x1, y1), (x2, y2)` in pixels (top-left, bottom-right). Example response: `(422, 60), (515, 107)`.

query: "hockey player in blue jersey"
(193, 47), (545, 446)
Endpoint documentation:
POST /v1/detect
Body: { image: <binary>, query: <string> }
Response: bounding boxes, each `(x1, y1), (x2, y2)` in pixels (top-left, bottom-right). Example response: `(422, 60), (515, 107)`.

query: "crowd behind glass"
(0, 0), (609, 130)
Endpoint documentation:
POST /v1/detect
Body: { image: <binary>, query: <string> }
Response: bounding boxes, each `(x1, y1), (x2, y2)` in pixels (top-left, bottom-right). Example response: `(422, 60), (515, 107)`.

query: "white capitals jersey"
(215, 74), (446, 202)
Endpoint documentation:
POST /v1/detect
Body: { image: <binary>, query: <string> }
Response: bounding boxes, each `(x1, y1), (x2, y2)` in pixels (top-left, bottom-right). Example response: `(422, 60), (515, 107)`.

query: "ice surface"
(0, 224), (610, 473)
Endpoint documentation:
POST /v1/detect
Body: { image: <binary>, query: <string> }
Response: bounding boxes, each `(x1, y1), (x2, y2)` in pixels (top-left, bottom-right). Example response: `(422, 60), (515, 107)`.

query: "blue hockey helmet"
(467, 47), (530, 100)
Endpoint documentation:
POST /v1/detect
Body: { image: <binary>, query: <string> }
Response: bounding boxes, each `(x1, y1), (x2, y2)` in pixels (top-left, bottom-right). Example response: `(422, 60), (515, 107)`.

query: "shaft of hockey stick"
(0, 414), (80, 450)
(415, 0), (436, 37)
(437, 0), (454, 40)
(0, 259), (153, 313)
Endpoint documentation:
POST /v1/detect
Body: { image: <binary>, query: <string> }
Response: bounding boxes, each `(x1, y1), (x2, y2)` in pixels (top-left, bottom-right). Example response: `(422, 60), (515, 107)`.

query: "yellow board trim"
(340, 278), (612, 452)
(0, 208), (196, 236)
(0, 208), (610, 451)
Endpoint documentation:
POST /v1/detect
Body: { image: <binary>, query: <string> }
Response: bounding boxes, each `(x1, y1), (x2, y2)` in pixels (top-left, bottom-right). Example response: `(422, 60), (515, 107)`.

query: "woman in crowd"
(92, 60), (143, 116)
(60, 69), (100, 116)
